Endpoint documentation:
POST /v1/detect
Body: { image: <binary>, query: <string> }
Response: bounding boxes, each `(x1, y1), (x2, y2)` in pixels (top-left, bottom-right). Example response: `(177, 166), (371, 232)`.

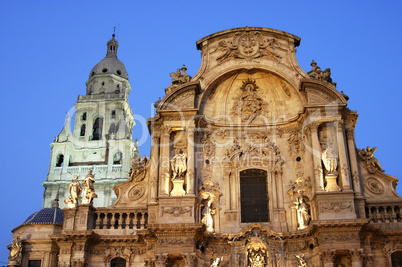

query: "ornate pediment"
(214, 31), (282, 64)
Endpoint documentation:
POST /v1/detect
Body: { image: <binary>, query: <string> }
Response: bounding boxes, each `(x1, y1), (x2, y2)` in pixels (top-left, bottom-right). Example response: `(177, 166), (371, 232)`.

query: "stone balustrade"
(94, 209), (148, 230)
(366, 203), (402, 224)
(53, 165), (122, 176)
(77, 93), (127, 102)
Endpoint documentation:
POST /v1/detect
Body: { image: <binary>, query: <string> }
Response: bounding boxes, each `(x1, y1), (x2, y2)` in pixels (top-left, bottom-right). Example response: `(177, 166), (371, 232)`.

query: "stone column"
(230, 171), (237, 210)
(186, 126), (195, 195)
(320, 250), (335, 267)
(160, 126), (171, 196)
(336, 120), (351, 191)
(272, 172), (278, 209)
(310, 123), (325, 191)
(150, 134), (160, 202)
(350, 249), (363, 267)
(346, 128), (361, 195)
(277, 171), (284, 209)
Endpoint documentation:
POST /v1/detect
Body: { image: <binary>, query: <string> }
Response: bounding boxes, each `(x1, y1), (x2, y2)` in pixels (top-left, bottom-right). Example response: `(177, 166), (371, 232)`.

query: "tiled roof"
(23, 207), (64, 225)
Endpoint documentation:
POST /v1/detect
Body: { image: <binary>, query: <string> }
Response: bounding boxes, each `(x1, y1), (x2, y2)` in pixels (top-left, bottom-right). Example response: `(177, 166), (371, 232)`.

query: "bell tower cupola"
(106, 33), (118, 58)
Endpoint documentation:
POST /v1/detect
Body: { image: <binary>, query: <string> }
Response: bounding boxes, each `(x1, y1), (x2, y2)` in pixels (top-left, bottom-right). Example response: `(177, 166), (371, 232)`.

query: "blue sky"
(1, 1), (402, 263)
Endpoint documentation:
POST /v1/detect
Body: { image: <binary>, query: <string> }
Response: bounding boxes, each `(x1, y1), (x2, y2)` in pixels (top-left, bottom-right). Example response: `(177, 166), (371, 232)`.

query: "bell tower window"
(56, 154), (64, 167)
(80, 124), (86, 136)
(82, 112), (87, 121)
(111, 110), (116, 119)
(240, 169), (269, 223)
(92, 117), (103, 140)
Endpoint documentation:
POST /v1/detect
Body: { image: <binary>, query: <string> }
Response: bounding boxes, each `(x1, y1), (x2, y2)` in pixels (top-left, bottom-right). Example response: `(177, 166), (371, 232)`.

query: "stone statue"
(8, 236), (22, 264)
(307, 60), (336, 86)
(201, 198), (214, 232)
(199, 180), (221, 233)
(210, 257), (223, 267)
(321, 146), (338, 174)
(358, 146), (384, 172)
(129, 155), (147, 182)
(64, 176), (82, 208)
(166, 65), (191, 93)
(170, 149), (187, 180)
(294, 197), (310, 230)
(294, 254), (308, 267)
(81, 170), (98, 204)
(248, 249), (266, 267)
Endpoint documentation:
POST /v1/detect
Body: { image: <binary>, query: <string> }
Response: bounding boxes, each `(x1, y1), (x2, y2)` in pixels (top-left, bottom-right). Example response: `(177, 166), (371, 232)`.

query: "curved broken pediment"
(200, 70), (304, 126)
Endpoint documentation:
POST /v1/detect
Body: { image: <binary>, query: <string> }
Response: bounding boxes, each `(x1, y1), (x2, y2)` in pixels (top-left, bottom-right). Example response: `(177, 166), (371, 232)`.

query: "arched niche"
(200, 70), (303, 126)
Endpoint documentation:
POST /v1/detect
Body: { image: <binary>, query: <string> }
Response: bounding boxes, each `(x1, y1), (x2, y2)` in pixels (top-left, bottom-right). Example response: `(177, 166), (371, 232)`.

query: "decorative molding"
(162, 207), (191, 217)
(321, 202), (353, 213)
(215, 31), (282, 64)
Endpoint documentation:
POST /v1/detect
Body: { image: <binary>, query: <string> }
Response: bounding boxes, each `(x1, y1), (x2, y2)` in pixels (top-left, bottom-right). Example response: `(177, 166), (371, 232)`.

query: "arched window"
(392, 251), (402, 266)
(111, 257), (126, 267)
(80, 124), (86, 136)
(92, 117), (103, 140)
(111, 110), (116, 119)
(82, 112), (87, 121)
(56, 154), (64, 167)
(240, 169), (269, 223)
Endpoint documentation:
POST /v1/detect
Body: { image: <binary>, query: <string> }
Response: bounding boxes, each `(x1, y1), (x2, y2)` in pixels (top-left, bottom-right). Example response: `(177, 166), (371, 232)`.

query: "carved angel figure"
(129, 155), (147, 182)
(8, 236), (22, 264)
(358, 146), (384, 172)
(81, 169), (98, 204)
(170, 149), (187, 180)
(321, 146), (338, 174)
(64, 175), (82, 208)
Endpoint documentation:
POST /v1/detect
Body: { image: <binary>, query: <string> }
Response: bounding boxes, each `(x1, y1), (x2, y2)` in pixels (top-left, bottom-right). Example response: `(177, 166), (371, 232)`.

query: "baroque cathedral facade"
(8, 27), (402, 267)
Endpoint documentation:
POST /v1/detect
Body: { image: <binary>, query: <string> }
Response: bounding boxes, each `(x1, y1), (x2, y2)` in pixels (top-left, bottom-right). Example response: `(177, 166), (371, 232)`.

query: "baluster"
(117, 212), (123, 229)
(95, 213), (101, 229)
(140, 212), (145, 229)
(129, 213), (135, 229)
(369, 207), (375, 223)
(390, 206), (397, 222)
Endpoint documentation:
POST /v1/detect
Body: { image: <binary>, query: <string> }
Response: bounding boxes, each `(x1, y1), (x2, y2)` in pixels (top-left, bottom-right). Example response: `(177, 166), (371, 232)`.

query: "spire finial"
(112, 27), (116, 38)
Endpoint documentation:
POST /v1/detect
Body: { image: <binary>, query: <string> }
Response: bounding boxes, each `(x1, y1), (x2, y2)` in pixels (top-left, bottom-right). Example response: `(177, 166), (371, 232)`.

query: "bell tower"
(42, 34), (139, 208)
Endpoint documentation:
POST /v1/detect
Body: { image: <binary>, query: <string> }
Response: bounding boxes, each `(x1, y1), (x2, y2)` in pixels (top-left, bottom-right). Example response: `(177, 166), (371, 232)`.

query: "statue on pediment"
(64, 175), (82, 208)
(81, 170), (98, 204)
(129, 155), (147, 182)
(166, 65), (191, 93)
(308, 60), (336, 86)
(357, 146), (385, 173)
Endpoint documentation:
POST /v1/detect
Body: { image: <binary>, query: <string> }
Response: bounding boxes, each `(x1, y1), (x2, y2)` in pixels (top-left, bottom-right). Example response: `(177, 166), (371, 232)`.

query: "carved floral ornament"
(214, 31), (282, 64)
